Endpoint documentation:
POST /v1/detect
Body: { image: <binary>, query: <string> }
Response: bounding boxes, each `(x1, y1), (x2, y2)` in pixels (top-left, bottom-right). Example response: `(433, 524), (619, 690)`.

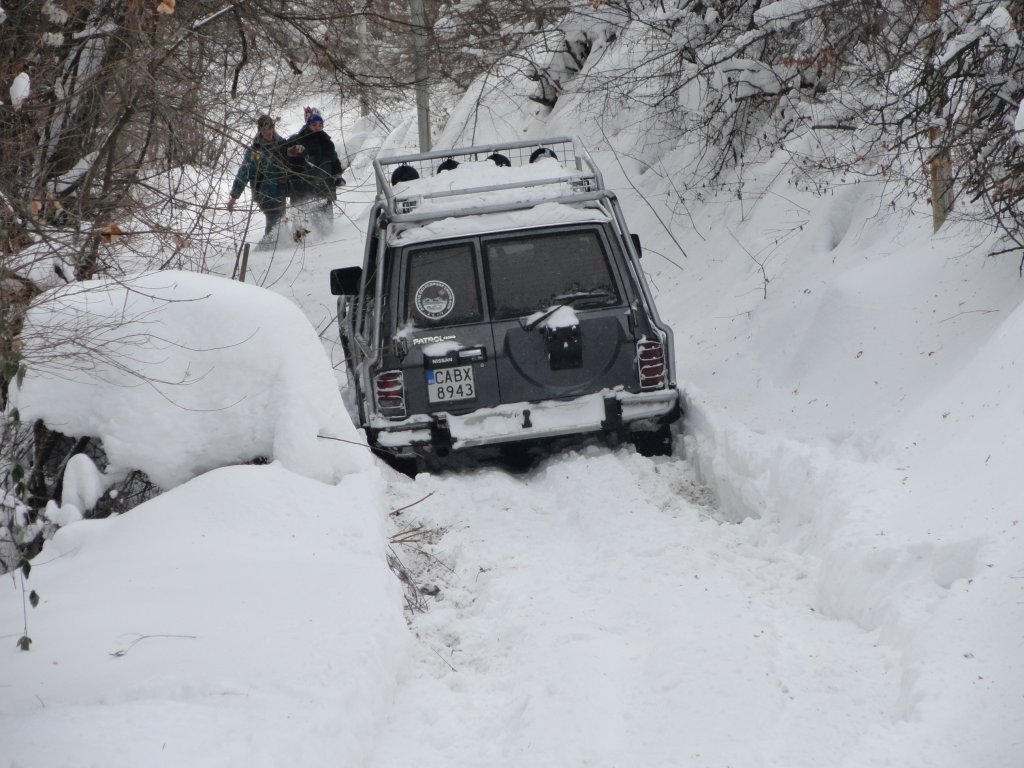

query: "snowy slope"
(2, 22), (1023, 768)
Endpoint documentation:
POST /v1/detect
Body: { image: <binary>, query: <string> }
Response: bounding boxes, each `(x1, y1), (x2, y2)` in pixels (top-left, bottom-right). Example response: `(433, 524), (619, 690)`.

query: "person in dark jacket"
(227, 114), (288, 239)
(284, 108), (344, 212)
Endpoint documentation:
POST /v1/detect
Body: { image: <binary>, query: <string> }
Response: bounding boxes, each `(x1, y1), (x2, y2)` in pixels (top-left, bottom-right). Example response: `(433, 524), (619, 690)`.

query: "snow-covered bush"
(6, 270), (370, 521)
(505, 0), (1024, 251)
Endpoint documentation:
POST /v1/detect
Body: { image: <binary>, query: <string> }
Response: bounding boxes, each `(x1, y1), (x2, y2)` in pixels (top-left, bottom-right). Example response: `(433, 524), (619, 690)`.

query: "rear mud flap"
(430, 415), (453, 456)
(601, 396), (623, 431)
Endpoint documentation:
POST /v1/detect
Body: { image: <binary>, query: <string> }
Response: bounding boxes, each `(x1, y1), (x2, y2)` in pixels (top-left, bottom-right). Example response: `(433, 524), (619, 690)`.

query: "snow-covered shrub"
(8, 270), (370, 505)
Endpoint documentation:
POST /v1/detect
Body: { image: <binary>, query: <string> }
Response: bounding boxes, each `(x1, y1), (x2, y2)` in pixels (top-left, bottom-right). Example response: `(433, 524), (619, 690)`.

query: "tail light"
(636, 340), (666, 390)
(374, 370), (407, 417)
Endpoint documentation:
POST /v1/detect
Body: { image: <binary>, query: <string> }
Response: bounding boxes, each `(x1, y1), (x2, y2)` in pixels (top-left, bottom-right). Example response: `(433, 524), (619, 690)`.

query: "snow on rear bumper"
(369, 388), (680, 452)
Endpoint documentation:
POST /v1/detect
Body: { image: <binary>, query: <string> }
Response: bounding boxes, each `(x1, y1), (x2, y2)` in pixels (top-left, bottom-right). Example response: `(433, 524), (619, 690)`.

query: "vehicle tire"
(630, 423), (673, 457)
(371, 446), (419, 478)
(499, 442), (537, 473)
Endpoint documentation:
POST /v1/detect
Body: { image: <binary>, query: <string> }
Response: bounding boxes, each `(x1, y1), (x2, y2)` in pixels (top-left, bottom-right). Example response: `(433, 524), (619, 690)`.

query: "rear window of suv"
(404, 242), (483, 326)
(484, 229), (621, 320)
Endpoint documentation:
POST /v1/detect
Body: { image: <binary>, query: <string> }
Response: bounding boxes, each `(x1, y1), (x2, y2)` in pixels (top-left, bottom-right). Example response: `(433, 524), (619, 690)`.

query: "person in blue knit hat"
(283, 107), (344, 215)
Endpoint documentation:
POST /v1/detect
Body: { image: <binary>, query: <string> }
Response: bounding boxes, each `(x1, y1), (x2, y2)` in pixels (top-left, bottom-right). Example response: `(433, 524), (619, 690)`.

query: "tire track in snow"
(372, 446), (900, 767)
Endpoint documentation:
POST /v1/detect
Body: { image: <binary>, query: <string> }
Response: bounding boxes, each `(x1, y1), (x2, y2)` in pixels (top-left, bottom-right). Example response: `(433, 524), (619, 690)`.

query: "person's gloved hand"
(227, 197), (236, 212)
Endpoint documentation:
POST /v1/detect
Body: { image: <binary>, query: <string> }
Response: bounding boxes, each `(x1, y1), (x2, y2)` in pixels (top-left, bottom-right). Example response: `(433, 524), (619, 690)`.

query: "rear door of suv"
(393, 225), (640, 419)
(396, 239), (502, 415)
(481, 226), (639, 403)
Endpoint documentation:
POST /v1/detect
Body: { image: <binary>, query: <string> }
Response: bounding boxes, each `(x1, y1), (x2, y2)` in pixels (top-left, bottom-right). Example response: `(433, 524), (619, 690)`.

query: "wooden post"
(232, 242), (243, 279)
(238, 242), (250, 283)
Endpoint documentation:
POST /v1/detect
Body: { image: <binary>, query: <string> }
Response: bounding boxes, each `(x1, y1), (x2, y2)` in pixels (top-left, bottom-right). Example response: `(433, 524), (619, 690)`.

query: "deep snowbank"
(0, 462), (405, 767)
(435, 42), (1024, 764)
(10, 271), (371, 490)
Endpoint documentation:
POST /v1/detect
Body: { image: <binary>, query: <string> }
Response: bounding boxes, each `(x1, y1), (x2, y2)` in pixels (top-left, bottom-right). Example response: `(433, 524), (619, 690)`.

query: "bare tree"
(509, 0), (1024, 255)
(0, 0), (373, 538)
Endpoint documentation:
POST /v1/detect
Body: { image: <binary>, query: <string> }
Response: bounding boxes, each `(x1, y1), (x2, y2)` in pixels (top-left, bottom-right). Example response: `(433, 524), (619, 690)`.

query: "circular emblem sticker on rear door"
(414, 280), (455, 320)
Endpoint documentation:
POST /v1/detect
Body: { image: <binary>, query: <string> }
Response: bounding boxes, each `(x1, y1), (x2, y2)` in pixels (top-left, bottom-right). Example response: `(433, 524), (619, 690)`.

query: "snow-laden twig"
(109, 633), (197, 658)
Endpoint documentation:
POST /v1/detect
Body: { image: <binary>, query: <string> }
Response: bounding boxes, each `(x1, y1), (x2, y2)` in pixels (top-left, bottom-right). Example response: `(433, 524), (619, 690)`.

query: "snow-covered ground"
(3, 43), (1024, 768)
(375, 452), (905, 767)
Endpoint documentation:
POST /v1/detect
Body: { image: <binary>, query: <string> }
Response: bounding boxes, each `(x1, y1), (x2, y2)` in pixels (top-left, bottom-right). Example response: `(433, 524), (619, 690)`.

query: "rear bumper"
(368, 387), (680, 454)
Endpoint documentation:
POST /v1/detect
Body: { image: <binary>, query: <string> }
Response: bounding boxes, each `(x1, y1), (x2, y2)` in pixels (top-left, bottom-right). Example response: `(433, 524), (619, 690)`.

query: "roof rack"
(372, 136), (610, 224)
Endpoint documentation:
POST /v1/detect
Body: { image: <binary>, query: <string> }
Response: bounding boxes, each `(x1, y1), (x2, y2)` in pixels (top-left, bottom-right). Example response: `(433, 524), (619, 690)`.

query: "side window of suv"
(484, 229), (621, 320)
(405, 242), (483, 326)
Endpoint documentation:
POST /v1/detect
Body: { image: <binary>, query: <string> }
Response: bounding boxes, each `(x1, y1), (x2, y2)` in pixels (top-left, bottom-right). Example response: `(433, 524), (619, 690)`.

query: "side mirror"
(630, 233), (642, 258)
(330, 266), (362, 296)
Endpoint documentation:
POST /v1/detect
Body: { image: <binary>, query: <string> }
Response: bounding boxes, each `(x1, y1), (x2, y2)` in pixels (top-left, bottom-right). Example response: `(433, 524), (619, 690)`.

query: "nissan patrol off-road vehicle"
(330, 136), (681, 467)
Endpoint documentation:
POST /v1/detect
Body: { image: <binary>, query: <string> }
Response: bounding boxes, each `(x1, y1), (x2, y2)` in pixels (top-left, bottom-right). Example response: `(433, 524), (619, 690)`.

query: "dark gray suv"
(331, 137), (680, 465)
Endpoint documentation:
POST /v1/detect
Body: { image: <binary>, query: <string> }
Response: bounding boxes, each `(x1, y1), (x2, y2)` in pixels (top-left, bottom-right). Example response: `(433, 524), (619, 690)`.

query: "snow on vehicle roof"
(387, 156), (596, 221)
(391, 156), (579, 194)
(390, 201), (609, 245)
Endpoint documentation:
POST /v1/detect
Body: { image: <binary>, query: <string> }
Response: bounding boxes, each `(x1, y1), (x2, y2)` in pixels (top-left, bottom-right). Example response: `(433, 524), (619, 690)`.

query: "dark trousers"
(256, 193), (286, 236)
(290, 166), (335, 208)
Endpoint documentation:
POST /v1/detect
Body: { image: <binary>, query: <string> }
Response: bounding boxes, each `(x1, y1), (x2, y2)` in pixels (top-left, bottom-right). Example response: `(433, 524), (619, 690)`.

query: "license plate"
(426, 365), (476, 403)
